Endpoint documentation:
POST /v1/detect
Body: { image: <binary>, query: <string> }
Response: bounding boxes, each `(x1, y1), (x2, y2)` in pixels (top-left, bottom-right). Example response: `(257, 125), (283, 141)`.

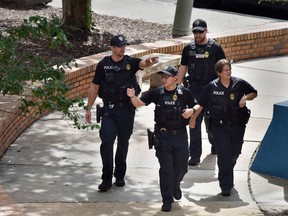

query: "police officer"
(85, 34), (158, 192)
(127, 66), (197, 212)
(177, 18), (226, 166)
(188, 59), (257, 196)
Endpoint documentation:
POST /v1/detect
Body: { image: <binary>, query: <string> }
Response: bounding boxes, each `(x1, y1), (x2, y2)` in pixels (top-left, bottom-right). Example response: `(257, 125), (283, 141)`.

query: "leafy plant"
(0, 15), (99, 130)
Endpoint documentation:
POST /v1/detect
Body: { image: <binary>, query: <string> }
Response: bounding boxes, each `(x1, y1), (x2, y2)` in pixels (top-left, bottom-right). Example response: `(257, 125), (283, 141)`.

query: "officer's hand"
(189, 118), (196, 128)
(150, 56), (159, 65)
(182, 108), (193, 119)
(239, 96), (246, 108)
(127, 88), (135, 98)
(85, 110), (92, 124)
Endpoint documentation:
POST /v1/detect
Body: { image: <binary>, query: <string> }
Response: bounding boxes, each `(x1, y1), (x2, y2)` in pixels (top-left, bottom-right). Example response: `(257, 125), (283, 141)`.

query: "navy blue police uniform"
(92, 54), (141, 188)
(198, 76), (257, 194)
(140, 83), (196, 208)
(181, 37), (226, 165)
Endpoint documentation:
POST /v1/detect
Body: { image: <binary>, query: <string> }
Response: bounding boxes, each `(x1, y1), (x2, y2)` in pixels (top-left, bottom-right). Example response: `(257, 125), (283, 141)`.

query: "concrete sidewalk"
(0, 0), (288, 215)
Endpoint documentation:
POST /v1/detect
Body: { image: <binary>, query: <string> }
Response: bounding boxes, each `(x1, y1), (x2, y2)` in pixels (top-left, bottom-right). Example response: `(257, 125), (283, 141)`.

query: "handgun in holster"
(240, 106), (251, 124)
(203, 111), (214, 143)
(183, 75), (190, 88)
(147, 128), (158, 149)
(203, 111), (212, 133)
(96, 104), (103, 123)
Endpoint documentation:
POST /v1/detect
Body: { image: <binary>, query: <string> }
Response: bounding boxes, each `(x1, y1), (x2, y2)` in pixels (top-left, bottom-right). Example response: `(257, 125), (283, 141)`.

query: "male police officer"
(85, 35), (158, 192)
(177, 19), (226, 166)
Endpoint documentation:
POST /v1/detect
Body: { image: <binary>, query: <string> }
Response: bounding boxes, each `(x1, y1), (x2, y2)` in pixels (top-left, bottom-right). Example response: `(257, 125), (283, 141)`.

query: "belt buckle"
(171, 130), (177, 135)
(109, 102), (114, 109)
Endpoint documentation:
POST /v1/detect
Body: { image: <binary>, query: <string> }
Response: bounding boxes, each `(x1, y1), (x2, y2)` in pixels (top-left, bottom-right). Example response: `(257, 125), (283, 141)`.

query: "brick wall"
(218, 28), (288, 61)
(0, 27), (288, 157)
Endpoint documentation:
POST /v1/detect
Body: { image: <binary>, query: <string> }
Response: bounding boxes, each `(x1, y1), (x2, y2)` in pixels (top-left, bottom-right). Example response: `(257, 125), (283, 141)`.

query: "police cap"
(110, 35), (129, 47)
(192, 19), (207, 31)
(158, 66), (178, 76)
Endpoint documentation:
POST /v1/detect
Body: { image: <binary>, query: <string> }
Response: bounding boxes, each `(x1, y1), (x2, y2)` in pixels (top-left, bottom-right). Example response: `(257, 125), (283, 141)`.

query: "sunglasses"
(114, 45), (126, 48)
(160, 74), (175, 79)
(192, 30), (205, 34)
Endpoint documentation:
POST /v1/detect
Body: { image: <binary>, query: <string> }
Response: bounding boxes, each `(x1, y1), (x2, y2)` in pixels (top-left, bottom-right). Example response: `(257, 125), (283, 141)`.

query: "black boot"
(98, 180), (112, 192)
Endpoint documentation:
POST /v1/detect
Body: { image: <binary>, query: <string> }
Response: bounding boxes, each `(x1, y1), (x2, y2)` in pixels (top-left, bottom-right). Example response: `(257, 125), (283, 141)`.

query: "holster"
(183, 75), (190, 88)
(204, 111), (214, 143)
(147, 129), (158, 149)
(203, 111), (211, 133)
(96, 104), (103, 123)
(240, 107), (251, 124)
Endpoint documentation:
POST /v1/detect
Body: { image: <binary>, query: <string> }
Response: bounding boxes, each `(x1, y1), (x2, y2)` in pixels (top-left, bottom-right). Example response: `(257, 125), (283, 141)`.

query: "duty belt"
(211, 119), (235, 126)
(104, 101), (129, 108)
(158, 127), (186, 136)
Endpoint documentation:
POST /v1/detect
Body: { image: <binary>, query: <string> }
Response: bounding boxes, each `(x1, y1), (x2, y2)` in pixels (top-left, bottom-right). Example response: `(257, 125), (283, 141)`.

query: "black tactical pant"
(189, 86), (205, 161)
(155, 130), (189, 204)
(211, 123), (246, 191)
(99, 103), (135, 182)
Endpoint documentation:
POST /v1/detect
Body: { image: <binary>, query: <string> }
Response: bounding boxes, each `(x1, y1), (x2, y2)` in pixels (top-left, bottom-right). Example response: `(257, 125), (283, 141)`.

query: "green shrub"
(0, 16), (98, 130)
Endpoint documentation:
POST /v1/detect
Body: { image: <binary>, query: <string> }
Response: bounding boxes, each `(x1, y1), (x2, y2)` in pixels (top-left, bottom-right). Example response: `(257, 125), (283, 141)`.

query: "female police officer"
(127, 66), (196, 212)
(188, 59), (257, 196)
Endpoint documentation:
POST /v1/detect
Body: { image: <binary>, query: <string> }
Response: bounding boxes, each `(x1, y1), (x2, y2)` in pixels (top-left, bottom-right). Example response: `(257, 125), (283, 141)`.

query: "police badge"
(204, 51), (209, 58)
(126, 64), (131, 71)
(173, 94), (178, 101)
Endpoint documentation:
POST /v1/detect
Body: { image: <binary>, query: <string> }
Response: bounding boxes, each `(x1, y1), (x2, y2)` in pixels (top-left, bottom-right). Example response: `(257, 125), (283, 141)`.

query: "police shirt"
(180, 39), (225, 67)
(198, 76), (257, 109)
(141, 85), (195, 107)
(141, 85), (197, 129)
(92, 55), (141, 85)
(180, 39), (226, 85)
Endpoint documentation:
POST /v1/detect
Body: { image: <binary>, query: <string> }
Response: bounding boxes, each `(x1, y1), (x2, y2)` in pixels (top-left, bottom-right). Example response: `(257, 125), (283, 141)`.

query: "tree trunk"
(62, 0), (92, 32)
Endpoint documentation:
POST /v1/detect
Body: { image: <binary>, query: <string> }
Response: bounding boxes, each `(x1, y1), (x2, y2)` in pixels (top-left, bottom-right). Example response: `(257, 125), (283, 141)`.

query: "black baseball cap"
(110, 35), (129, 47)
(192, 19), (207, 32)
(158, 66), (178, 76)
